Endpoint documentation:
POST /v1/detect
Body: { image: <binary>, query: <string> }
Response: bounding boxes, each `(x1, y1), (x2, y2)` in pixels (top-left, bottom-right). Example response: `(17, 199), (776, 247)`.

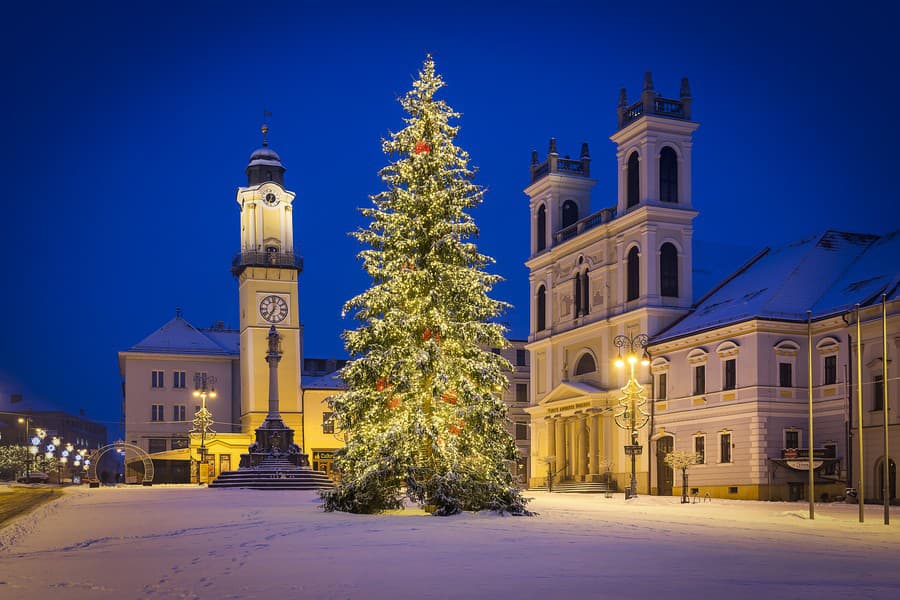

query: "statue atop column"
(240, 326), (308, 467)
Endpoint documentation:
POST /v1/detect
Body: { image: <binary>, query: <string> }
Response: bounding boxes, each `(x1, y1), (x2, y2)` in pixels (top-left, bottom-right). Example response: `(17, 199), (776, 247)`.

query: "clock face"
(259, 295), (288, 323)
(264, 192), (279, 207)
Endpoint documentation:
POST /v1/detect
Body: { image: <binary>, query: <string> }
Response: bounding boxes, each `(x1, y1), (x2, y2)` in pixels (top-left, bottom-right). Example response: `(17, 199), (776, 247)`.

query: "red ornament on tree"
(376, 377), (389, 392)
(388, 397), (400, 409)
(414, 141), (430, 154)
(441, 391), (457, 404)
(423, 327), (432, 340)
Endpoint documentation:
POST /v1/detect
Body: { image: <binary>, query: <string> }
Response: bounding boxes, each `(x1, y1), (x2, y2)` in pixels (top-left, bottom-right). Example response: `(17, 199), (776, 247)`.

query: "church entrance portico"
(527, 382), (621, 488)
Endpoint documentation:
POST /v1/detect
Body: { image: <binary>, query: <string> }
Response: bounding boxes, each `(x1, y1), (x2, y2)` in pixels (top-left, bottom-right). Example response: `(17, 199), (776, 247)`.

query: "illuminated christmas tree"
(322, 56), (531, 516)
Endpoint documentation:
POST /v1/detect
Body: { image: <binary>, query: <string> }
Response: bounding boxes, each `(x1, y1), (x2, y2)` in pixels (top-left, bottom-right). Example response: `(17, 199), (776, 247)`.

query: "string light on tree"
(321, 56), (532, 516)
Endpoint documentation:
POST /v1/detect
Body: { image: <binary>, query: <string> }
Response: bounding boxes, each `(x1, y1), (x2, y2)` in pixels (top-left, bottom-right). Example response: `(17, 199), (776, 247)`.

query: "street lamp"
(613, 333), (651, 500)
(191, 373), (217, 485)
(18, 416), (32, 477)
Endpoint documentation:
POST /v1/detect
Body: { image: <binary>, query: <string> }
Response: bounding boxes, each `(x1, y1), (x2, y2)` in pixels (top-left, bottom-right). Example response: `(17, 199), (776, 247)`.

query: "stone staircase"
(530, 480), (616, 494)
(209, 456), (334, 490)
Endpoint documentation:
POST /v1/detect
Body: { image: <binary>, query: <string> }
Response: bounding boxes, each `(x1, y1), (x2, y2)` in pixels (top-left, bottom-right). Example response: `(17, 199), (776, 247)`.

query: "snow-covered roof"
(125, 315), (239, 356)
(303, 371), (346, 390)
(655, 230), (899, 343)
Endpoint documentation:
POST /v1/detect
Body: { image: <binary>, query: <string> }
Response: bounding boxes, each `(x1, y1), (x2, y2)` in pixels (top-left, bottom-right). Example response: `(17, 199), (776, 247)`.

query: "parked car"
(17, 472), (50, 483)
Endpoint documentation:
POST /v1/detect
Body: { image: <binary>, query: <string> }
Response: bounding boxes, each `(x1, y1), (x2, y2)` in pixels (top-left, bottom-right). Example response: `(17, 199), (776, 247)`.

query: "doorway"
(657, 436), (674, 496)
(875, 458), (897, 502)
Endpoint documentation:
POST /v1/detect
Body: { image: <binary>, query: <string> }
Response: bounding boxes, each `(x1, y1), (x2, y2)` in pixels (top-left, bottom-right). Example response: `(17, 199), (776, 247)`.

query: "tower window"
(536, 205), (547, 252)
(626, 152), (640, 208)
(574, 353), (597, 376)
(660, 243), (678, 297)
(561, 200), (579, 229)
(626, 247), (640, 301)
(536, 285), (547, 331)
(659, 146), (678, 203)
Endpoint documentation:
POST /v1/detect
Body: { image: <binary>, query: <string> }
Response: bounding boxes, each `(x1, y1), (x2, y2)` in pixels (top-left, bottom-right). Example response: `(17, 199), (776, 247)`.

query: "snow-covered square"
(1, 485), (898, 599)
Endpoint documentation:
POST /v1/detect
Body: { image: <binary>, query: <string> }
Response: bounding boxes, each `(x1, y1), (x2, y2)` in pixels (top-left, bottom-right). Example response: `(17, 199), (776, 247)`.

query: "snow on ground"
(1, 485), (898, 600)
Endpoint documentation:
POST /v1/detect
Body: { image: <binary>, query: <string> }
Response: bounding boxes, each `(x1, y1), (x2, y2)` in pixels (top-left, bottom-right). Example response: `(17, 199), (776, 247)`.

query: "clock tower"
(232, 126), (304, 437)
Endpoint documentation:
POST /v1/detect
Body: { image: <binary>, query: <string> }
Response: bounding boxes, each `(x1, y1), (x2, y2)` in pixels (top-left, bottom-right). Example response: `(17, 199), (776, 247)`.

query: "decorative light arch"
(87, 441), (155, 484)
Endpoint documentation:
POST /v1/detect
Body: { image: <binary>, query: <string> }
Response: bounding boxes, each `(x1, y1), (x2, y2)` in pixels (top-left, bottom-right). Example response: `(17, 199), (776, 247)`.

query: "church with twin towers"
(121, 73), (898, 502)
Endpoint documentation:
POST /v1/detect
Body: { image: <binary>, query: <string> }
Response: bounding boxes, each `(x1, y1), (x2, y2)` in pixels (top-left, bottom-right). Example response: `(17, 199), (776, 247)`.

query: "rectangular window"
(720, 433), (732, 463)
(515, 423), (528, 441)
(693, 365), (706, 396)
(151, 370), (164, 389)
(657, 373), (667, 401)
(824, 356), (837, 385)
(172, 405), (186, 422)
(873, 375), (884, 410)
(724, 359), (736, 390)
(171, 437), (189, 450)
(785, 430), (799, 449)
(516, 383), (528, 404)
(151, 404), (164, 422)
(491, 348), (501, 355)
(694, 436), (705, 464)
(516, 349), (527, 366)
(322, 412), (334, 434)
(779, 363), (792, 388)
(173, 371), (186, 389)
(148, 438), (167, 454)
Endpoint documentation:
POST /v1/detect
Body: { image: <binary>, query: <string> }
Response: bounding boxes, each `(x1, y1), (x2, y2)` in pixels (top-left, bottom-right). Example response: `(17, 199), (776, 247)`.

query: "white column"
(255, 203), (264, 250)
(554, 419), (565, 480)
(285, 206), (293, 252)
(589, 413), (599, 475)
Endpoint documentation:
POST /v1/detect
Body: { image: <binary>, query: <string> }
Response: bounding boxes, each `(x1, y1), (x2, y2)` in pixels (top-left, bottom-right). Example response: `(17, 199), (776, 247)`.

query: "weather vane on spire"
(261, 109), (272, 146)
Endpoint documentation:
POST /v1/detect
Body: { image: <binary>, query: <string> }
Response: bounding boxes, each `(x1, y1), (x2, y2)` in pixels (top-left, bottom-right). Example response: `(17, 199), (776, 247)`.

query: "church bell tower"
(233, 125), (303, 437)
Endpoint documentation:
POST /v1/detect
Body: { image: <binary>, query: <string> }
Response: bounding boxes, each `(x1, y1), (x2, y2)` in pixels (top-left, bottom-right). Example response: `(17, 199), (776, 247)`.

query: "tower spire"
(261, 109), (272, 147)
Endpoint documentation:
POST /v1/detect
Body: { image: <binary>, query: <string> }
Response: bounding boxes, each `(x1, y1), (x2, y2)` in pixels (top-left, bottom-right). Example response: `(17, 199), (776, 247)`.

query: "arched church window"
(660, 146), (678, 203)
(536, 286), (547, 331)
(627, 247), (640, 301)
(660, 243), (678, 297)
(561, 200), (578, 229)
(581, 271), (590, 315)
(574, 273), (582, 317)
(627, 152), (640, 208)
(574, 353), (597, 376)
(536, 205), (547, 252)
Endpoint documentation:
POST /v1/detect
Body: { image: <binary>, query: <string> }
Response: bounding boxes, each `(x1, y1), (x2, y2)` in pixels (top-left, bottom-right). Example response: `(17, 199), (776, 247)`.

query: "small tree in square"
(664, 451), (700, 504)
(321, 56), (532, 516)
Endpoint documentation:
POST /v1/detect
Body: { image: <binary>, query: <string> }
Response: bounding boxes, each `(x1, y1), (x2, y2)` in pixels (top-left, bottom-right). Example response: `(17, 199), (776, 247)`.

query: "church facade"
(525, 73), (899, 501)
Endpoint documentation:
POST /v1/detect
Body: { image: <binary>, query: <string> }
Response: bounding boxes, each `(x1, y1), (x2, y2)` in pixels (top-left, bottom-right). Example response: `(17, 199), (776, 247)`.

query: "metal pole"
(856, 304), (864, 523)
(199, 391), (207, 486)
(807, 310), (815, 520)
(882, 294), (890, 525)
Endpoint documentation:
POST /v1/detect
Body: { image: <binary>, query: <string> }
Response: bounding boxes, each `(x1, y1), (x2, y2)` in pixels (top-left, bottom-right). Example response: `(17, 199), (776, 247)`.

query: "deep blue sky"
(1, 1), (897, 435)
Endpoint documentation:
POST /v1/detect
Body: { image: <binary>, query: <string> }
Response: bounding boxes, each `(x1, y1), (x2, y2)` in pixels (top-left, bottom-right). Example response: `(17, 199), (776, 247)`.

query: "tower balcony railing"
(619, 95), (689, 129)
(231, 250), (303, 275)
(553, 206), (617, 245)
(530, 156), (590, 183)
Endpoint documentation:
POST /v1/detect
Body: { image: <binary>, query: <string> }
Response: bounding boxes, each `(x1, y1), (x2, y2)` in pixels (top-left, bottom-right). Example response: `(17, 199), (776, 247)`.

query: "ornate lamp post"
(191, 373), (217, 485)
(613, 333), (650, 500)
